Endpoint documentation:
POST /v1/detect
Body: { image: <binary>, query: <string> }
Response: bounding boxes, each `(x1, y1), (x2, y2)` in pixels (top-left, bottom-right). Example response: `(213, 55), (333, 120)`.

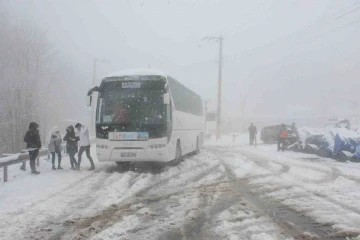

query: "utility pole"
(202, 35), (223, 140)
(204, 98), (212, 136)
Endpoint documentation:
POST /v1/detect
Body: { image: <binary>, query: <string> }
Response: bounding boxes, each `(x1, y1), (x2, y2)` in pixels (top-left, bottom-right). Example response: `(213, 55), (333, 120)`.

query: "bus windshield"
(97, 81), (165, 125)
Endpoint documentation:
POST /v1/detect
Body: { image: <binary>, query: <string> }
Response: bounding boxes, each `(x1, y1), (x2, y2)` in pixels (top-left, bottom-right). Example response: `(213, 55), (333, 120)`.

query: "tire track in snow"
(2, 169), (105, 218)
(28, 171), (117, 240)
(237, 149), (360, 215)
(45, 156), (222, 239)
(236, 147), (341, 185)
(219, 158), (342, 240)
(224, 147), (360, 238)
(204, 145), (345, 239)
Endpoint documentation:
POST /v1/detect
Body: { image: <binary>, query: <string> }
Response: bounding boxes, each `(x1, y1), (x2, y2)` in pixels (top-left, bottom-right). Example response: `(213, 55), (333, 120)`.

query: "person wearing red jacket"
(277, 124), (288, 151)
(112, 104), (129, 123)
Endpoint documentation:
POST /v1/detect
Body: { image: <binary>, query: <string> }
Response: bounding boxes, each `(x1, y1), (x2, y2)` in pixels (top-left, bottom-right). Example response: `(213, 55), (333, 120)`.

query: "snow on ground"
(2, 135), (360, 239)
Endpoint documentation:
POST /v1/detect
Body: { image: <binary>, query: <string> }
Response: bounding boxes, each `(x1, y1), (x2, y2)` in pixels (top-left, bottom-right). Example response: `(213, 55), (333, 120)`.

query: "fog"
(2, 0), (360, 127)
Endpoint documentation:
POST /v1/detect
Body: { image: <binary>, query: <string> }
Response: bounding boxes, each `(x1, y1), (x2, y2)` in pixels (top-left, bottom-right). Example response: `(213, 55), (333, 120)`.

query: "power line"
(298, 17), (360, 45)
(231, 0), (274, 36)
(233, 1), (360, 56)
(229, 0), (272, 37)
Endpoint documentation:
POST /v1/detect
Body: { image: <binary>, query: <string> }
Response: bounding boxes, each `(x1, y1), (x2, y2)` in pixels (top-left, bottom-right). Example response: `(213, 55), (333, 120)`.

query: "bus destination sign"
(122, 82), (141, 89)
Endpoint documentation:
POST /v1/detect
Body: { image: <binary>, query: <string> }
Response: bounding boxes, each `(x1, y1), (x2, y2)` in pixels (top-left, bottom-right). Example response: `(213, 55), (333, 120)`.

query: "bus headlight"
(148, 144), (165, 149)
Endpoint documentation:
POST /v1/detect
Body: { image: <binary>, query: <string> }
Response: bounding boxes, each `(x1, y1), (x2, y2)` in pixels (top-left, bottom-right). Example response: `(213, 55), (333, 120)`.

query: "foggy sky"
(3, 0), (360, 124)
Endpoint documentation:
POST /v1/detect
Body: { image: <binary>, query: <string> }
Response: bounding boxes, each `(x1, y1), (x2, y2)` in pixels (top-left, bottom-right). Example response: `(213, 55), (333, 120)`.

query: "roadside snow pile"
(295, 127), (360, 161)
(298, 127), (324, 149)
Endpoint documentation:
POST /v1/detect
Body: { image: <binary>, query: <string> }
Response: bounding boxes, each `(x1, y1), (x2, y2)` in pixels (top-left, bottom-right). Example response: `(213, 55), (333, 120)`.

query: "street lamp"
(202, 35), (223, 140)
(93, 59), (109, 86)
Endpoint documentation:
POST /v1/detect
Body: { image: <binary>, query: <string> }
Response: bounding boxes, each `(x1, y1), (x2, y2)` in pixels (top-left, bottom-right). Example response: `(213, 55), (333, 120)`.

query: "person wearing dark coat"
(248, 123), (257, 146)
(63, 125), (80, 170)
(24, 122), (41, 175)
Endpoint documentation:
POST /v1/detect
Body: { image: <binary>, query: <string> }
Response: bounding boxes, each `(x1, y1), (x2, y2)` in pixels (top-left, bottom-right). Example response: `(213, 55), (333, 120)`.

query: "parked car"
(260, 124), (292, 144)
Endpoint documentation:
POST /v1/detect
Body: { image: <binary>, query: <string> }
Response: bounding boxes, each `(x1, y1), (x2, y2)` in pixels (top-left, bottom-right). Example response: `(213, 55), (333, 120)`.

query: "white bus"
(87, 69), (204, 165)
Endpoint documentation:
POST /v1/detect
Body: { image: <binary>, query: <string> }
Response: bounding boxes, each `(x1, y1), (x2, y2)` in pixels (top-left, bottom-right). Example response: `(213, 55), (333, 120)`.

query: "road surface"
(1, 135), (360, 240)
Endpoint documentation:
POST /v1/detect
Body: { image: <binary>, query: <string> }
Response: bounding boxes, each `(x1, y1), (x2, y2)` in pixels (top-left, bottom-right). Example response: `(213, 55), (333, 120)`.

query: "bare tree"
(0, 15), (59, 154)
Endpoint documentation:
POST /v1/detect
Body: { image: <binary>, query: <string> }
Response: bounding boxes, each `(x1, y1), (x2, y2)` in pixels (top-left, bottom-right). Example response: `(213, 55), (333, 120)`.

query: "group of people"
(23, 122), (95, 175)
(248, 122), (299, 151)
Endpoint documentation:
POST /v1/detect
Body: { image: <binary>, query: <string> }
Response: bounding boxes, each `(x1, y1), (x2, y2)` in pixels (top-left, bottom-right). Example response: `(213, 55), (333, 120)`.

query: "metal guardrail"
(0, 144), (66, 183)
(0, 137), (95, 183)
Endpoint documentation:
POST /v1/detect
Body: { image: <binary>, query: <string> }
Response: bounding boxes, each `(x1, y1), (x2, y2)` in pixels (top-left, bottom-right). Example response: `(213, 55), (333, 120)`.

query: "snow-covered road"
(1, 135), (360, 240)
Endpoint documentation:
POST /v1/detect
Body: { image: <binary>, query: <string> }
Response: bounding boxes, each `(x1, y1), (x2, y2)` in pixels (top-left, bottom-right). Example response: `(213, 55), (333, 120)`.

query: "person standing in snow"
(291, 122), (300, 141)
(63, 125), (79, 170)
(277, 124), (288, 151)
(48, 127), (63, 170)
(24, 122), (41, 175)
(248, 123), (257, 146)
(75, 123), (95, 170)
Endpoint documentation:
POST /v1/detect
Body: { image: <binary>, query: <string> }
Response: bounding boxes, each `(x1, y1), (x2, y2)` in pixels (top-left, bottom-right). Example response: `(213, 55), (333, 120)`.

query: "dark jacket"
(24, 122), (41, 149)
(63, 125), (79, 153)
(248, 126), (257, 136)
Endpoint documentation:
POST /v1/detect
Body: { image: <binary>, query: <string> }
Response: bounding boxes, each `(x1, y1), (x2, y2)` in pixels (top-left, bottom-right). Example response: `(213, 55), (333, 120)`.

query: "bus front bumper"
(96, 147), (170, 162)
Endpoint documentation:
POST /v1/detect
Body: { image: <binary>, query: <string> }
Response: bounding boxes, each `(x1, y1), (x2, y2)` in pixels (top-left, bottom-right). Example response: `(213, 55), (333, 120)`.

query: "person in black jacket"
(63, 125), (79, 170)
(248, 123), (257, 146)
(24, 122), (41, 175)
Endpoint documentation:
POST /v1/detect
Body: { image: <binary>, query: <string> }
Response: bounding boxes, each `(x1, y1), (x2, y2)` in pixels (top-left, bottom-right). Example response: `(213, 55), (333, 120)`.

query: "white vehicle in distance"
(87, 69), (205, 166)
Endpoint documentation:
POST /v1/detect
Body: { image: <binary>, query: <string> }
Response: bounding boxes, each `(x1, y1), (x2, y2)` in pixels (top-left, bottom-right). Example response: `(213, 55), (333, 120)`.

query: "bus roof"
(106, 68), (167, 78)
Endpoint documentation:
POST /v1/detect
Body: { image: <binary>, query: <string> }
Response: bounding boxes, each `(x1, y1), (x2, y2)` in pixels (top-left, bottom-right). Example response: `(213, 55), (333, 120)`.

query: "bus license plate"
(121, 152), (136, 157)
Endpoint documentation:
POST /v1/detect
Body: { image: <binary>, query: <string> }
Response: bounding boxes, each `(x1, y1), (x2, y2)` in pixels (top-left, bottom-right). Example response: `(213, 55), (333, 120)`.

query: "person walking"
(24, 122), (41, 175)
(48, 127), (63, 170)
(248, 123), (257, 146)
(63, 125), (79, 170)
(75, 123), (95, 171)
(278, 124), (288, 151)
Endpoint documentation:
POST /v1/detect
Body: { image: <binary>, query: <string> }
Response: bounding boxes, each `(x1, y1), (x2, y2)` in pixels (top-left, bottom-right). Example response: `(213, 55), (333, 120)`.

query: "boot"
(71, 160), (77, 170)
(76, 163), (80, 171)
(88, 158), (95, 171)
(57, 159), (63, 169)
(52, 165), (56, 170)
(31, 169), (40, 175)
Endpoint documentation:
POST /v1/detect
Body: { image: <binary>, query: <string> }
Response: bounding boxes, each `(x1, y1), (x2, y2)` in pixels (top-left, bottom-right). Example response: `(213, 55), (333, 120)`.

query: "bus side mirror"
(86, 95), (92, 106)
(86, 86), (99, 107)
(163, 93), (170, 105)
